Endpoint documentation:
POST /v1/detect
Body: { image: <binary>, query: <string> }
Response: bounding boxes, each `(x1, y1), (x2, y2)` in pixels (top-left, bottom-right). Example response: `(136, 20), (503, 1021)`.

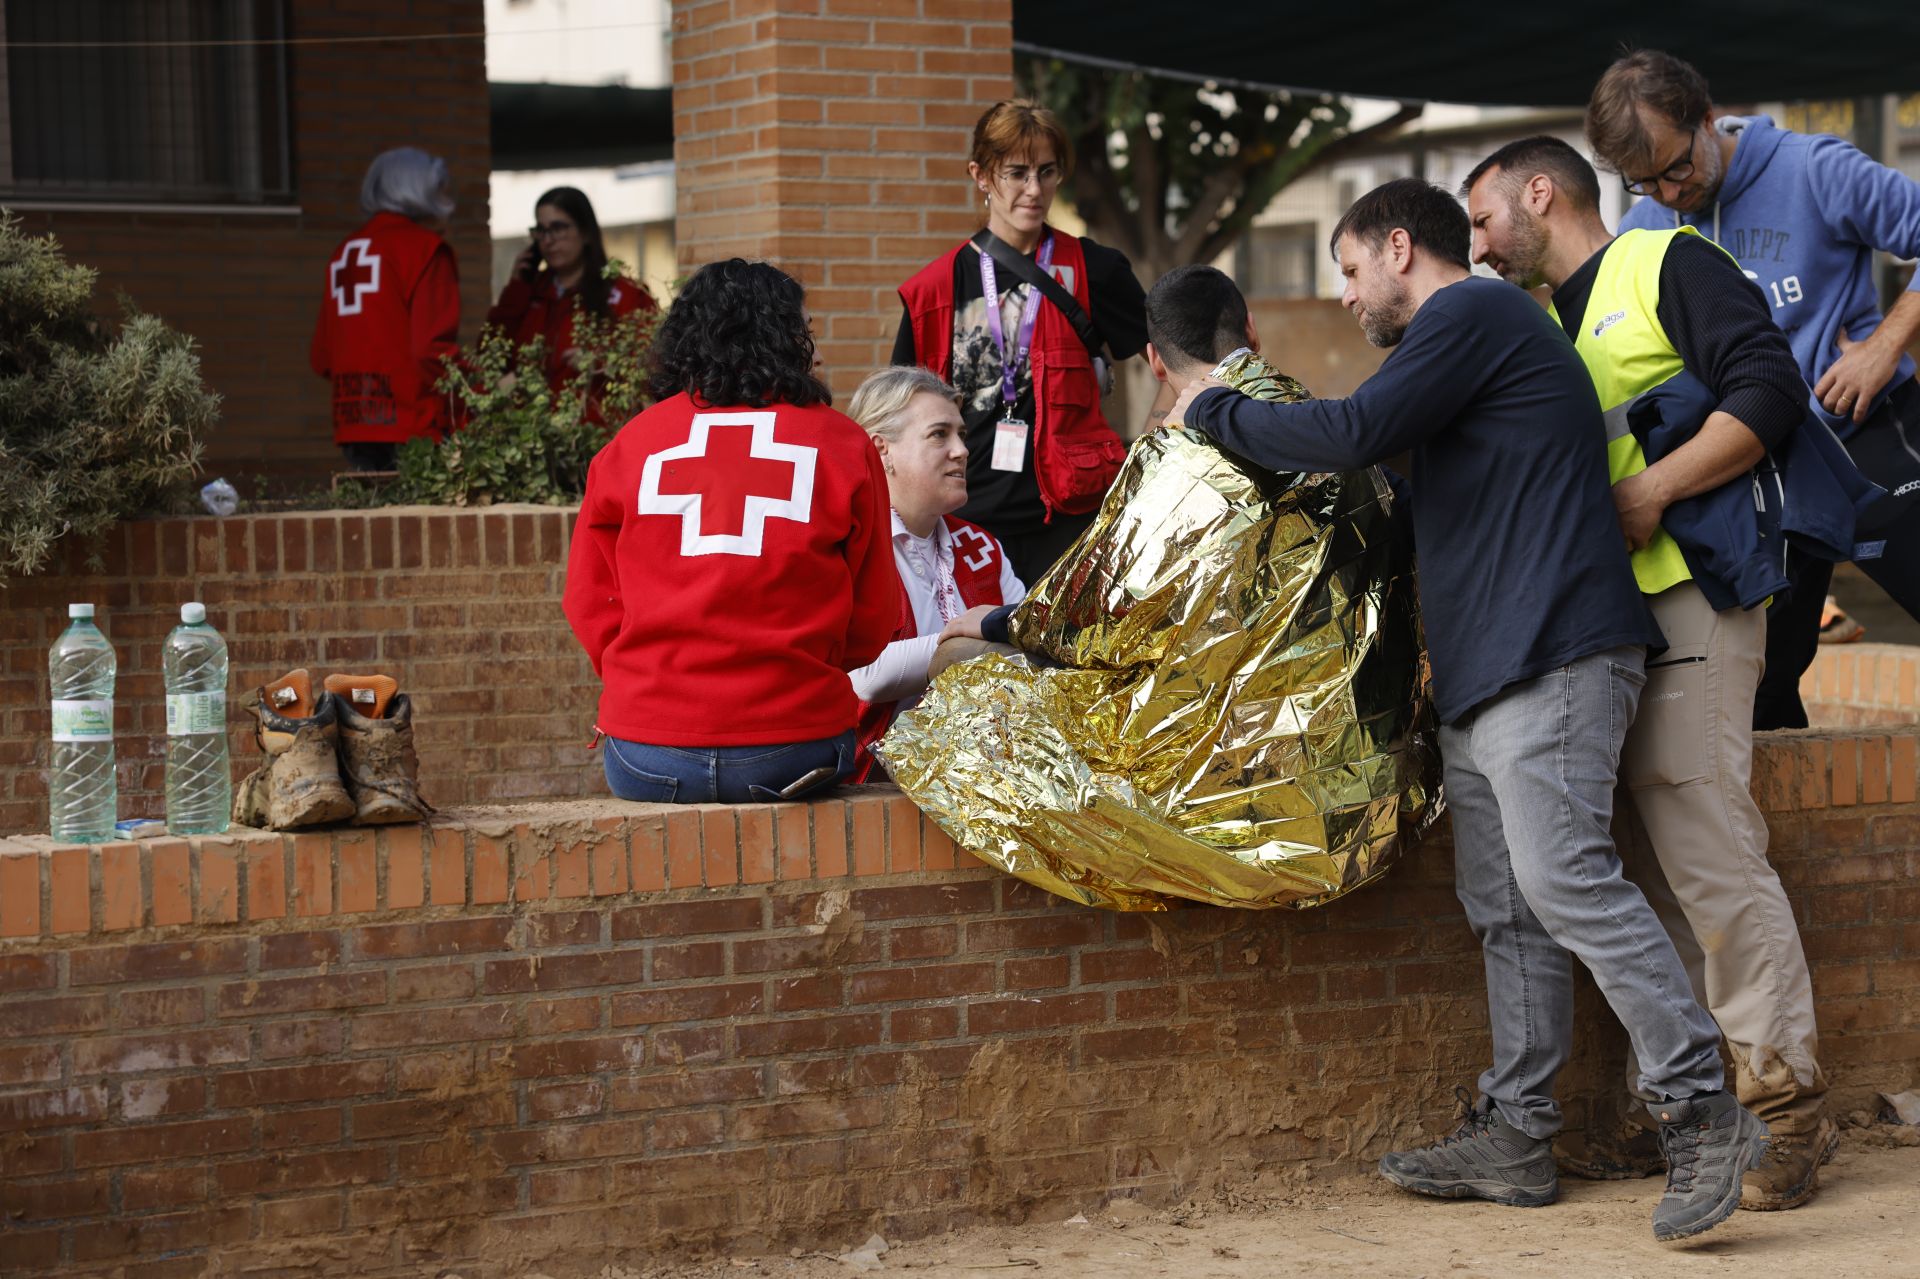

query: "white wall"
(484, 0), (676, 296)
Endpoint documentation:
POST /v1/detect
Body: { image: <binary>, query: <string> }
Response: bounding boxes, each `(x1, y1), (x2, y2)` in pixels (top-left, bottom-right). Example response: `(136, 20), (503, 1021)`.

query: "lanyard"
(900, 521), (964, 625)
(979, 233), (1054, 411)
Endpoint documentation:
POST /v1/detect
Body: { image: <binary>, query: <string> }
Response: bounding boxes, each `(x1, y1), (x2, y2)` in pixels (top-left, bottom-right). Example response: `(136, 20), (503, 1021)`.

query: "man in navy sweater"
(1168, 178), (1766, 1242)
(1464, 134), (1833, 1210)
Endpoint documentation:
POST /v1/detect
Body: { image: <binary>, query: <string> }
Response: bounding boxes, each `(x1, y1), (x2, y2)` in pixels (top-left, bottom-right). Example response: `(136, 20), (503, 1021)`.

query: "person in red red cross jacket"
(842, 366), (1027, 781)
(563, 259), (898, 803)
(309, 147), (462, 472)
(488, 186), (658, 410)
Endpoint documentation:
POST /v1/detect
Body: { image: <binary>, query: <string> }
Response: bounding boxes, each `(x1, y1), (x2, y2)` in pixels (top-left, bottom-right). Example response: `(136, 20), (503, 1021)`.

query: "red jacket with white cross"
(309, 211), (461, 446)
(563, 391), (898, 747)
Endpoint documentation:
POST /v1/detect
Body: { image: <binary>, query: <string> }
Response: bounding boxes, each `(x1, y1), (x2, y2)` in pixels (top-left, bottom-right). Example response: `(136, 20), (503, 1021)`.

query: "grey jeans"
(1442, 645), (1724, 1139)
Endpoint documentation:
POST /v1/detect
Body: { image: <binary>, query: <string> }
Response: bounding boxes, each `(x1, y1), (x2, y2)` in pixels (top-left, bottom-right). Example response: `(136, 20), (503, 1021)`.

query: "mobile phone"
(779, 765), (839, 799)
(521, 235), (543, 281)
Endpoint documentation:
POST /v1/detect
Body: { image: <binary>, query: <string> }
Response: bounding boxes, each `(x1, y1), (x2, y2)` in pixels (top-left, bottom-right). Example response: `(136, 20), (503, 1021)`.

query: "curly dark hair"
(648, 259), (831, 408)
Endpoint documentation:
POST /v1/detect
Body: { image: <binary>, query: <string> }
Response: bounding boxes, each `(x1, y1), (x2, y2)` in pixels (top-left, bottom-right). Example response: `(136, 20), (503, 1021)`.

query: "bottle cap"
(181, 602), (207, 624)
(68, 603), (95, 619)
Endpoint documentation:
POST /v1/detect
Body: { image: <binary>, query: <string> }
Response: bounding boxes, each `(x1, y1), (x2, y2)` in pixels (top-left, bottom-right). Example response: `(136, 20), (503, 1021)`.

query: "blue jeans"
(1441, 645), (1724, 1139)
(602, 731), (855, 804)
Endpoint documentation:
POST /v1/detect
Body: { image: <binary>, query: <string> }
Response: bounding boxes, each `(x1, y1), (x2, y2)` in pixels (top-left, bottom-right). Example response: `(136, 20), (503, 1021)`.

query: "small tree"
(383, 293), (657, 508)
(0, 213), (216, 577)
(1024, 59), (1421, 282)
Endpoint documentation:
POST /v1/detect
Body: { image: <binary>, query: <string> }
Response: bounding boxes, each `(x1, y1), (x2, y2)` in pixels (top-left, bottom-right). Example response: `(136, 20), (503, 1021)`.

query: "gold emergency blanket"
(873, 352), (1441, 911)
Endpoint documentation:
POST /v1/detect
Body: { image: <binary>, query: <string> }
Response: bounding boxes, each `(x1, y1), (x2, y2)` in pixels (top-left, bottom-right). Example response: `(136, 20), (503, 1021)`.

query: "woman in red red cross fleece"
(309, 147), (462, 472)
(563, 259), (898, 803)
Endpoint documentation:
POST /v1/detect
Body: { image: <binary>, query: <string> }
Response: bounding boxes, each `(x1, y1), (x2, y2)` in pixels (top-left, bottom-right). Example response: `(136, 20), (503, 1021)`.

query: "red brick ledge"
(2, 729), (1914, 944)
(1802, 644), (1920, 727)
(0, 790), (982, 943)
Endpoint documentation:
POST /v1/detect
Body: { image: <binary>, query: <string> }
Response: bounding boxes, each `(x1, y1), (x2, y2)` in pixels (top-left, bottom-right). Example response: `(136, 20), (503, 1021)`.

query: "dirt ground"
(613, 1122), (1920, 1279)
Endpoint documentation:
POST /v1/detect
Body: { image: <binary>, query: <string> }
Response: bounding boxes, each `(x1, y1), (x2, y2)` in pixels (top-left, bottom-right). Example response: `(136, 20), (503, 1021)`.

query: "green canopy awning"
(1012, 1), (1917, 107)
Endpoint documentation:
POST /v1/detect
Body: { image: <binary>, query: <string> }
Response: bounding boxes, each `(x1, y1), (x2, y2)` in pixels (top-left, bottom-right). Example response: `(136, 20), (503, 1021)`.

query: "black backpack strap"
(969, 228), (1105, 362)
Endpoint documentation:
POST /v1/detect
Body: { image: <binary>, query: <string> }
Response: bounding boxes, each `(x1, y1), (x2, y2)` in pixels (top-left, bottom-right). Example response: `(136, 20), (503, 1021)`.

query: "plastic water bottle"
(49, 604), (118, 844)
(163, 603), (231, 836)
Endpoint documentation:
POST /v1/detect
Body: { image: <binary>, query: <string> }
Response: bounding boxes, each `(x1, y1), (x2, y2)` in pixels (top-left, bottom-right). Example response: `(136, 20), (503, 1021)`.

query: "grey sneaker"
(1650, 1091), (1770, 1241)
(1379, 1088), (1558, 1207)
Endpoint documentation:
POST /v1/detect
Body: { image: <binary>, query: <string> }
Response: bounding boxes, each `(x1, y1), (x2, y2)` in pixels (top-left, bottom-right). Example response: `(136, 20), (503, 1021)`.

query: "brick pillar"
(670, 0), (1014, 398)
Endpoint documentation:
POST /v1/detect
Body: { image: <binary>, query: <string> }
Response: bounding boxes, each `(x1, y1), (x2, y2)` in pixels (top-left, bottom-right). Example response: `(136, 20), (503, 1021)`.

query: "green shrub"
(0, 213), (216, 576)
(388, 288), (656, 507)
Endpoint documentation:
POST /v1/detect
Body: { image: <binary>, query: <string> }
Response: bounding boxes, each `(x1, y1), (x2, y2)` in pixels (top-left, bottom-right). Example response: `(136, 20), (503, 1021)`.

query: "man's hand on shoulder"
(1167, 376), (1232, 431)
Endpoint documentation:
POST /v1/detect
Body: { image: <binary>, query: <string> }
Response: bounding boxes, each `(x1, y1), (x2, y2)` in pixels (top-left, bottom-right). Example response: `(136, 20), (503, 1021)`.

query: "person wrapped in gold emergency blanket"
(874, 266), (1441, 911)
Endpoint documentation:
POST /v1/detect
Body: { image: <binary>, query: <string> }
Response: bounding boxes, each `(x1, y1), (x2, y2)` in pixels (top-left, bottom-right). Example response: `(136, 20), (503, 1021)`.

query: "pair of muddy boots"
(234, 669), (432, 829)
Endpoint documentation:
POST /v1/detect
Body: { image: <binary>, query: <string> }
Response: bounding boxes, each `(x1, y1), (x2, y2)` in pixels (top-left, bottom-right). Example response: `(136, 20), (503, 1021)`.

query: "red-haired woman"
(893, 99), (1159, 584)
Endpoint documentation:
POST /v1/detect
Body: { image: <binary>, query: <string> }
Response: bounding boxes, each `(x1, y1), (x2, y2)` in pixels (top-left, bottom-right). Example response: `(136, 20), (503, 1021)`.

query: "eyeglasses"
(530, 220), (577, 240)
(997, 163), (1064, 190)
(1621, 131), (1699, 197)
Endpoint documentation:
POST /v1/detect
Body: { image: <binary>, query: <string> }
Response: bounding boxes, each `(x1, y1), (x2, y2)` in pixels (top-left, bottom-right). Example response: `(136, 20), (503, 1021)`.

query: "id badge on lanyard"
(980, 236), (1053, 473)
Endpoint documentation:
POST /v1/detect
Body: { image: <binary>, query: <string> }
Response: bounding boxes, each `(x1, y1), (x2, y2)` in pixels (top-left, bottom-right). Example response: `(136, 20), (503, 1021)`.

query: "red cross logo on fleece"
(950, 524), (996, 573)
(638, 412), (817, 557)
(330, 238), (381, 316)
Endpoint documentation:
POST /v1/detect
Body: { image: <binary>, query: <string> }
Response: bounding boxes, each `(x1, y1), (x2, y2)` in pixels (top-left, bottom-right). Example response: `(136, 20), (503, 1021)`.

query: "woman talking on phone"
(488, 186), (656, 393)
(893, 99), (1159, 584)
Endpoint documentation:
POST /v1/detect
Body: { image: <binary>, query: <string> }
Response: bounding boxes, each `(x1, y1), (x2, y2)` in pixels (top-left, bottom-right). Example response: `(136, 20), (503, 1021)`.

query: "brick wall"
(1804, 644), (1920, 727)
(0, 508), (595, 837)
(671, 0), (1013, 400)
(7, 3), (493, 481)
(1, 731), (1916, 1275)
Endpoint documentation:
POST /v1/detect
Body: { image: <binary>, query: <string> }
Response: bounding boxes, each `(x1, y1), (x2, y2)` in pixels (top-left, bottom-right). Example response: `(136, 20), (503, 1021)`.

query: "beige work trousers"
(1617, 581), (1827, 1134)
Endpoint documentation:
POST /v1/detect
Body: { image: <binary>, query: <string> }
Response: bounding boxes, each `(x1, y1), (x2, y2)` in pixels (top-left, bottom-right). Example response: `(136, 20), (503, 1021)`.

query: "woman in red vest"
(310, 147), (461, 472)
(488, 186), (658, 394)
(893, 99), (1158, 585)
(563, 260), (898, 803)
(844, 366), (1028, 779)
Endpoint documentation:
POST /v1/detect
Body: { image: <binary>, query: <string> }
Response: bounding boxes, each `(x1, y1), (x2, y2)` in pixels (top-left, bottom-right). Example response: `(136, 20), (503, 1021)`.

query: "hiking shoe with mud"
(1378, 1088), (1557, 1207)
(325, 673), (434, 825)
(1557, 1097), (1666, 1180)
(1650, 1091), (1769, 1241)
(1740, 1115), (1839, 1211)
(233, 670), (355, 830)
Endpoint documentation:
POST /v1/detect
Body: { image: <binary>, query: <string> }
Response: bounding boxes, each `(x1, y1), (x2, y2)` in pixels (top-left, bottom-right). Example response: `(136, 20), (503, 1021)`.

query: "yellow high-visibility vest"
(1551, 227), (1700, 597)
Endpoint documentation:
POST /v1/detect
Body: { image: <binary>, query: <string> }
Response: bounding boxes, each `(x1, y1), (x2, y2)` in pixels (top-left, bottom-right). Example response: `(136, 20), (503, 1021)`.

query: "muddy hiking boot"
(1740, 1114), (1839, 1211)
(325, 673), (433, 825)
(1378, 1088), (1558, 1207)
(1557, 1098), (1667, 1180)
(233, 669), (356, 830)
(1650, 1090), (1770, 1242)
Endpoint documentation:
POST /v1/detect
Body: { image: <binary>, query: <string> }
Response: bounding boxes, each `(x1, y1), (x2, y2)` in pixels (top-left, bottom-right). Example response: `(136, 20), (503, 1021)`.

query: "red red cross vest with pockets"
(309, 211), (461, 446)
(562, 392), (899, 748)
(486, 272), (659, 391)
(850, 514), (1009, 780)
(898, 230), (1126, 518)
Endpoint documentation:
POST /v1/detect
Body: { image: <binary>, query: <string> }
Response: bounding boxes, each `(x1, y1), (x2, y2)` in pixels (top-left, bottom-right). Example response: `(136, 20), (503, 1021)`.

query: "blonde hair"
(970, 99), (1073, 181)
(848, 367), (960, 442)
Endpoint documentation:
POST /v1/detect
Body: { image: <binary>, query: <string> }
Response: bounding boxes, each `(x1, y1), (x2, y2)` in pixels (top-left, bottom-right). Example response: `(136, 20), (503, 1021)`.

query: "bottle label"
(52, 699), (114, 742)
(166, 692), (227, 736)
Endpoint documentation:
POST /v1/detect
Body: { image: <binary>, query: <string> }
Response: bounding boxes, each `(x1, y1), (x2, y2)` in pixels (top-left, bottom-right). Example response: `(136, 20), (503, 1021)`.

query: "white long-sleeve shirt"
(848, 510), (1026, 706)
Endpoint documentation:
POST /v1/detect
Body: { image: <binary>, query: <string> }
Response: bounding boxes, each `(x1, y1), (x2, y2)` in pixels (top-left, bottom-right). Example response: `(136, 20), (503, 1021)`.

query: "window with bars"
(0, 0), (292, 205)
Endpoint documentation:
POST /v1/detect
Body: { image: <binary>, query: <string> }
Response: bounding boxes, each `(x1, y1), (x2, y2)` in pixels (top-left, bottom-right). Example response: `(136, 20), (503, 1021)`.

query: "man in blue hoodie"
(1587, 49), (1920, 730)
